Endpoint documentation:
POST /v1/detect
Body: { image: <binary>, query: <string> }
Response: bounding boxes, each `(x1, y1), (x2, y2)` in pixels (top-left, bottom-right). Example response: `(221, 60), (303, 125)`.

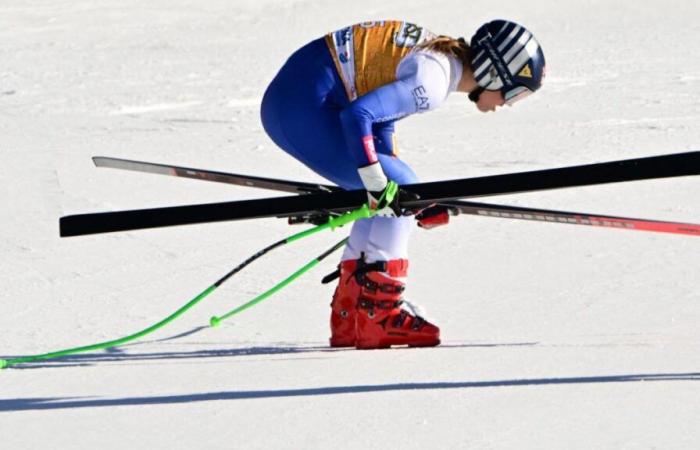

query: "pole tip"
(0, 359), (8, 370)
(210, 316), (221, 328)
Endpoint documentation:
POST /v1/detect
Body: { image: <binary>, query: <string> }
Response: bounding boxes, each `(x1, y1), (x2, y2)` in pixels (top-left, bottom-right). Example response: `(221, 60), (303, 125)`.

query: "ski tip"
(59, 218), (77, 238)
(0, 359), (8, 370)
(210, 316), (221, 328)
(59, 216), (96, 238)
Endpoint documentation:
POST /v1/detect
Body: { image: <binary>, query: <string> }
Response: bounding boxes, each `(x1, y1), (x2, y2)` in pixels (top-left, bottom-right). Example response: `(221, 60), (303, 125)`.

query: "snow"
(1, 0), (699, 448)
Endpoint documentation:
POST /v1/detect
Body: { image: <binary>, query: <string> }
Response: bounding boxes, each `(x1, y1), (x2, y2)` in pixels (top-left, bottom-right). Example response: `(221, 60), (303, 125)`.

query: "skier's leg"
(343, 154), (439, 348)
(342, 154), (418, 262)
(261, 38), (358, 187)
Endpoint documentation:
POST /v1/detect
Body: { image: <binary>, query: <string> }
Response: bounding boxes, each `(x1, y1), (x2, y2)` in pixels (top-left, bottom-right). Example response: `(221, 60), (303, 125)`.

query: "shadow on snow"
(1, 338), (537, 370)
(1, 372), (698, 412)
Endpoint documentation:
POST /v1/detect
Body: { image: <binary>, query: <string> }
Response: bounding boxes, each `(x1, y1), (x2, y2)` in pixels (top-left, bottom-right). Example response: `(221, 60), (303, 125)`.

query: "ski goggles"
(503, 85), (534, 106)
(468, 85), (534, 106)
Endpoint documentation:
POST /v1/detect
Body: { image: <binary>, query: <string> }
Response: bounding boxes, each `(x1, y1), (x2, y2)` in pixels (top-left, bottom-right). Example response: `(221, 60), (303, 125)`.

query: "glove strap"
(376, 181), (399, 209)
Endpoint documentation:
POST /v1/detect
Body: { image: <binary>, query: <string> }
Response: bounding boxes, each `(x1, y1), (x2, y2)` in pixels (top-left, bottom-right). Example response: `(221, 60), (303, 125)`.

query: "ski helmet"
(468, 19), (546, 105)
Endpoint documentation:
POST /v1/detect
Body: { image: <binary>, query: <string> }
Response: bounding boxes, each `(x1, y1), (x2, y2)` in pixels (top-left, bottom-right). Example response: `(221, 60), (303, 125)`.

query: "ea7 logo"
(412, 86), (429, 110)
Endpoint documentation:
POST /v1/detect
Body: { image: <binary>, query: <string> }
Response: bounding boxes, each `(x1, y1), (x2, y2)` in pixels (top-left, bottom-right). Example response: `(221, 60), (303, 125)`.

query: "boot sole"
(355, 339), (440, 350)
(409, 339), (441, 348)
(330, 338), (356, 348)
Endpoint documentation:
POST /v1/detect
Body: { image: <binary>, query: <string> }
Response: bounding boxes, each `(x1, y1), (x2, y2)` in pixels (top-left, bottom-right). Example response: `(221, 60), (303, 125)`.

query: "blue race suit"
(260, 27), (460, 261)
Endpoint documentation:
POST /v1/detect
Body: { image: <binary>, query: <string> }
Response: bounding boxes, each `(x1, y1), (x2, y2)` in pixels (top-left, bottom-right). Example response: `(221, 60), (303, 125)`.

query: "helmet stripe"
(473, 51), (491, 80)
(492, 21), (514, 42)
(507, 38), (540, 77)
(497, 25), (522, 52)
(474, 25), (519, 81)
(503, 30), (532, 64)
(472, 49), (487, 67)
(471, 21), (512, 84)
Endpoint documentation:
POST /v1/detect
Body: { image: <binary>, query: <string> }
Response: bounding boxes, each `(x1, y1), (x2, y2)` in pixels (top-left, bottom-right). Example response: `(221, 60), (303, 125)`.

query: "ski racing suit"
(261, 21), (463, 263)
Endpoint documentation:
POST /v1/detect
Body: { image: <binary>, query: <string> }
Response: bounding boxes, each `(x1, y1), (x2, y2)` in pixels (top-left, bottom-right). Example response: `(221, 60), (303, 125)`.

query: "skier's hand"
(366, 182), (401, 217)
(358, 162), (392, 216)
(358, 162), (417, 217)
(415, 204), (458, 229)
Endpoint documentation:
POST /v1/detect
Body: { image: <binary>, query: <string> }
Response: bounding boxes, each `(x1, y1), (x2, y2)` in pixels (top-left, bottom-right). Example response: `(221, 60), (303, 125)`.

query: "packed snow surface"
(1, 1), (699, 449)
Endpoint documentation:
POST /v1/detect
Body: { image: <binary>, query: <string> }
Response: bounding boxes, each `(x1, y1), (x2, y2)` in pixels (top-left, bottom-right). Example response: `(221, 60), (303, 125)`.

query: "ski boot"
(327, 260), (361, 347)
(354, 258), (440, 349)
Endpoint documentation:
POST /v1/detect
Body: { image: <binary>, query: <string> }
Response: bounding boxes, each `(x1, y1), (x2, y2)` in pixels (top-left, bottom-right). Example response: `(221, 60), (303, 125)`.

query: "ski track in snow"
(2, 1), (700, 449)
(111, 101), (204, 115)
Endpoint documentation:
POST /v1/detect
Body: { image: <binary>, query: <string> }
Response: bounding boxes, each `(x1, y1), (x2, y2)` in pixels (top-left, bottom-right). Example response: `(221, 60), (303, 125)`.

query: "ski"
(60, 151), (700, 237)
(92, 156), (700, 236)
(440, 201), (700, 236)
(92, 156), (334, 195)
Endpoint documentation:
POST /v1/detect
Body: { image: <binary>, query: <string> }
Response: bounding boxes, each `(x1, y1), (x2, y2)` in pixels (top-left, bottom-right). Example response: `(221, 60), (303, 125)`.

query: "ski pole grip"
(328, 205), (372, 230)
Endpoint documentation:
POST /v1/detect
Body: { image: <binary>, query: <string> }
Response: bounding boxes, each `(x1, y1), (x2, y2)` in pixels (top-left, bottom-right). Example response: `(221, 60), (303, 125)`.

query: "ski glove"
(415, 204), (459, 229)
(358, 162), (403, 217)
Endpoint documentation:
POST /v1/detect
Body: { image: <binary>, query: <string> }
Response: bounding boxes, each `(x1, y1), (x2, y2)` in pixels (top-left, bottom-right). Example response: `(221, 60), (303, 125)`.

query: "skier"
(260, 19), (546, 349)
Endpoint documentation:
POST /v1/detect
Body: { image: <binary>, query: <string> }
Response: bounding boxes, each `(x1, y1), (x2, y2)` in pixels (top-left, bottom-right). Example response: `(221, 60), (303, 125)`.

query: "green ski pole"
(210, 237), (348, 326)
(0, 204), (373, 370)
(210, 182), (401, 326)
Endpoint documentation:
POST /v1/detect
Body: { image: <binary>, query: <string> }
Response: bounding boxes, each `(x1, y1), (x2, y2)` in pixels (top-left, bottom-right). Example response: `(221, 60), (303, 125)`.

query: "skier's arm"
(372, 121), (397, 156)
(339, 53), (451, 215)
(339, 52), (450, 167)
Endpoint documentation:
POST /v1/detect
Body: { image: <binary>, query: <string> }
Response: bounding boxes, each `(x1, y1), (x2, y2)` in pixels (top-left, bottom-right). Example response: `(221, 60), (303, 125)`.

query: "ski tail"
(444, 201), (700, 236)
(92, 156), (336, 194)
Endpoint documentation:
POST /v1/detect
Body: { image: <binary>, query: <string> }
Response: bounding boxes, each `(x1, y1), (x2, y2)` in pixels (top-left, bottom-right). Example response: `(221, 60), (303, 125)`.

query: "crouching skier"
(260, 20), (546, 349)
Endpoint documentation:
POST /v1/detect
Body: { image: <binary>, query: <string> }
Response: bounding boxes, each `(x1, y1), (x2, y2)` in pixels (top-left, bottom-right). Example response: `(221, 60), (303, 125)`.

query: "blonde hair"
(415, 36), (472, 67)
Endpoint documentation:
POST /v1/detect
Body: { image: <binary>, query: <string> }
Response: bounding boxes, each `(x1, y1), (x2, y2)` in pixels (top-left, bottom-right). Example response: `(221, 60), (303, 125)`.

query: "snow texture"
(1, 1), (699, 449)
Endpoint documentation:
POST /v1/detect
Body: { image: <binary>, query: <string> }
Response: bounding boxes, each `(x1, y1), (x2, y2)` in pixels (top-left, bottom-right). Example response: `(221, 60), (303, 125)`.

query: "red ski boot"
(354, 259), (440, 349)
(328, 260), (361, 347)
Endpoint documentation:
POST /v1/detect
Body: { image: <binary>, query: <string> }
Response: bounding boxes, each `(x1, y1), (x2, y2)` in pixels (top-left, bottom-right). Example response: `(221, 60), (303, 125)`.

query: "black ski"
(92, 156), (700, 236)
(60, 151), (700, 237)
